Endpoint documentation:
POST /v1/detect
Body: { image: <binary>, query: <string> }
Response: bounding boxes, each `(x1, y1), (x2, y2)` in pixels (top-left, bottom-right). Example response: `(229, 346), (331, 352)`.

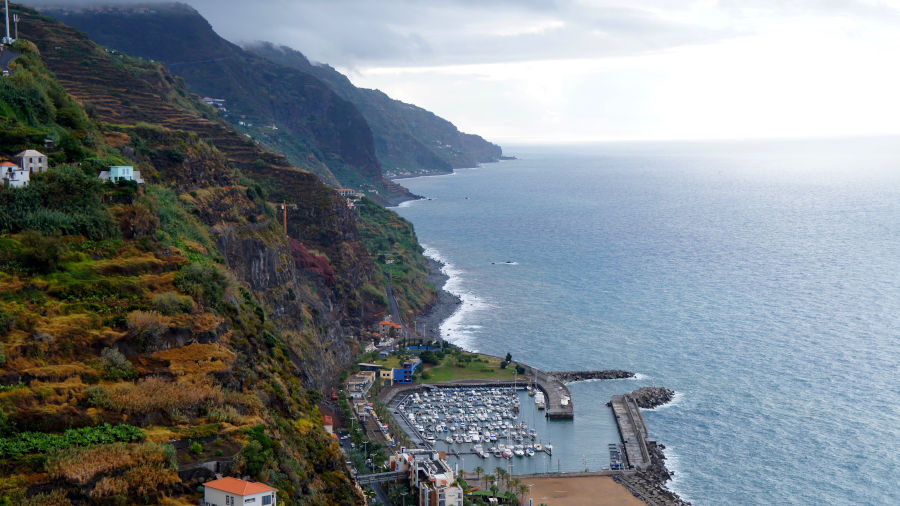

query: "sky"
(25, 0), (900, 143)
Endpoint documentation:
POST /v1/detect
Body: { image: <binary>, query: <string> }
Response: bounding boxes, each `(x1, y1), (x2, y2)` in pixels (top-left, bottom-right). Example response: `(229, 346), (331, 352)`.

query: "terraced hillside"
(0, 5), (435, 504)
(41, 3), (419, 202)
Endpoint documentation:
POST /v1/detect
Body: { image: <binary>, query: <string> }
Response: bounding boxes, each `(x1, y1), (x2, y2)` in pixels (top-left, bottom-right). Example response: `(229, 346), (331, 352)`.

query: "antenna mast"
(3, 0), (11, 45)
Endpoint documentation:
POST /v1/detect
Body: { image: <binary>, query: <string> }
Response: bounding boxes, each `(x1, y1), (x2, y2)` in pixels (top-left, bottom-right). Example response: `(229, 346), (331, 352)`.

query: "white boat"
(526, 447), (535, 457)
(534, 443), (543, 451)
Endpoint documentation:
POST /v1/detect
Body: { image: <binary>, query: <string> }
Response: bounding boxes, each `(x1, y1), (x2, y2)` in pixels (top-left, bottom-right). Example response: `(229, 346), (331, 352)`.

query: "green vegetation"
(0, 424), (144, 457)
(422, 351), (520, 383)
(0, 166), (118, 240)
(357, 196), (435, 319)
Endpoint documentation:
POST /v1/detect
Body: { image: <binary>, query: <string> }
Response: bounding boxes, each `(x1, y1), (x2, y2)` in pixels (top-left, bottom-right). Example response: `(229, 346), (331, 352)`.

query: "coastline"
(393, 164), (689, 506)
(416, 256), (462, 342)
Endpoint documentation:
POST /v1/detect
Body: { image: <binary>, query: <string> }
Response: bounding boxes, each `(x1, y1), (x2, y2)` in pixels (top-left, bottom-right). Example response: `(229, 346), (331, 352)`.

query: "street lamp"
(400, 490), (408, 506)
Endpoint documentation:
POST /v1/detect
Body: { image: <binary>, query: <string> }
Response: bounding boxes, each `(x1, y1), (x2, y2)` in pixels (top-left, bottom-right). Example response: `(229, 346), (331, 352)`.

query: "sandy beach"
(520, 475), (645, 506)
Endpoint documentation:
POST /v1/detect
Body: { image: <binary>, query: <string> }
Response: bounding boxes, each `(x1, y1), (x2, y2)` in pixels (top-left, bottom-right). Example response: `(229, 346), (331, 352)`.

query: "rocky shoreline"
(614, 440), (691, 506)
(415, 256), (462, 342)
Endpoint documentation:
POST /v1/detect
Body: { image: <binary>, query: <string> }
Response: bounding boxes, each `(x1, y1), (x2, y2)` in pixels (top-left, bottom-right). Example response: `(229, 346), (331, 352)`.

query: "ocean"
(392, 138), (900, 505)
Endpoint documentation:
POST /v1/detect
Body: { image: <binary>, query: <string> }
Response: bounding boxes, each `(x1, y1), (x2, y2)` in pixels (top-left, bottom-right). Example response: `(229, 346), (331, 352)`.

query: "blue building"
(393, 359), (421, 383)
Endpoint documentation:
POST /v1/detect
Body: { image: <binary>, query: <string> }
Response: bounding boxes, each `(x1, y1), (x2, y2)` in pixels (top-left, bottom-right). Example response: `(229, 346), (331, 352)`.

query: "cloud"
(21, 0), (900, 141)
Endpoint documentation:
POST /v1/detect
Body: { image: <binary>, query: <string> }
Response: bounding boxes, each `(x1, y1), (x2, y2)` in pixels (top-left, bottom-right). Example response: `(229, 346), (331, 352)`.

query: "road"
(0, 48), (20, 72)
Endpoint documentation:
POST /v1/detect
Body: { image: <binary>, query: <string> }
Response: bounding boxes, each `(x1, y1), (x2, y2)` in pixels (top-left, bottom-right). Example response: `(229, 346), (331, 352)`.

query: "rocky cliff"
(42, 2), (416, 202)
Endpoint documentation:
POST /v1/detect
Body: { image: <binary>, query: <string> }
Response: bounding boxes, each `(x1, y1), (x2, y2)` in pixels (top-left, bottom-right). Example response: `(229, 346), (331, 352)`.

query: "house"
(15, 150), (47, 173)
(393, 359), (421, 384)
(336, 188), (356, 197)
(378, 320), (403, 336)
(202, 477), (277, 506)
(390, 449), (463, 506)
(98, 165), (144, 184)
(346, 371), (376, 399)
(323, 415), (334, 436)
(1, 161), (29, 188)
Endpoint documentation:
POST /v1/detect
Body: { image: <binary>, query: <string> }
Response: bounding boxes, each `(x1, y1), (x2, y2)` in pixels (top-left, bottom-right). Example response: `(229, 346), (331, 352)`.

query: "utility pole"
(12, 13), (17, 40)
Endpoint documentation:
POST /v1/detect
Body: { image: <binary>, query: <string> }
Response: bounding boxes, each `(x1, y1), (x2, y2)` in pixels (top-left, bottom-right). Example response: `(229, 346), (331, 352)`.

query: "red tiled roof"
(203, 477), (276, 496)
(323, 415), (333, 425)
(379, 321), (402, 328)
(0, 162), (18, 167)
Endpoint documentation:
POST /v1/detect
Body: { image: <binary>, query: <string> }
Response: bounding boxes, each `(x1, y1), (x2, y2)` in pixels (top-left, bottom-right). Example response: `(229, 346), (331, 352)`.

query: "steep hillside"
(0, 4), (433, 504)
(41, 3), (502, 180)
(40, 2), (418, 202)
(248, 42), (504, 177)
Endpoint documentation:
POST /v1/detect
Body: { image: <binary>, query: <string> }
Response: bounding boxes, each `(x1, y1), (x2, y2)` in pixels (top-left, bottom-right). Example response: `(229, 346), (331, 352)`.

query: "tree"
(473, 465), (484, 489)
(505, 352), (512, 363)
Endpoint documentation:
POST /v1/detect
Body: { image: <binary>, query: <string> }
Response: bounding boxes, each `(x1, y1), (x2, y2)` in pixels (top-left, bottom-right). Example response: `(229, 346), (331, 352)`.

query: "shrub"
(189, 442), (203, 454)
(126, 310), (169, 352)
(100, 347), (137, 380)
(151, 291), (194, 315)
(15, 231), (65, 274)
(174, 263), (227, 308)
(103, 377), (224, 417)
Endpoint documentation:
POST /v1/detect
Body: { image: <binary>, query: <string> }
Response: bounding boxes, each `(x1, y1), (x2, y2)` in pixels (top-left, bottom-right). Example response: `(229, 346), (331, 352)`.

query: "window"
(262, 495), (273, 505)
(245, 499), (256, 503)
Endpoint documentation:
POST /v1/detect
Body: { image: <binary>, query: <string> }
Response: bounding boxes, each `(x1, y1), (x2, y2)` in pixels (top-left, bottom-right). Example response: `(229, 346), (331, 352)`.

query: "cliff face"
(0, 5), (417, 503)
(248, 42), (504, 177)
(43, 4), (502, 182)
(44, 3), (415, 202)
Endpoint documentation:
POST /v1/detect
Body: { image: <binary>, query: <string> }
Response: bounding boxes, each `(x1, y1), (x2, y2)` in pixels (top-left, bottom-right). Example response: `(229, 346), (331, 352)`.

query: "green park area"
(367, 347), (524, 383)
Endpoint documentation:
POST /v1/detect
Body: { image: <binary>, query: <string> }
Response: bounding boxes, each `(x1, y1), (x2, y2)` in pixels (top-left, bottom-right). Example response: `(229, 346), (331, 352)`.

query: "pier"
(609, 394), (650, 470)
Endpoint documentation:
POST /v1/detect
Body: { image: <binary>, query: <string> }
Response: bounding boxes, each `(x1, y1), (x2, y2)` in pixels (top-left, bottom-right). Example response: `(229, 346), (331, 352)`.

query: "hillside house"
(0, 161), (28, 188)
(378, 320), (403, 336)
(98, 165), (144, 184)
(336, 188), (356, 197)
(202, 477), (277, 506)
(15, 149), (47, 173)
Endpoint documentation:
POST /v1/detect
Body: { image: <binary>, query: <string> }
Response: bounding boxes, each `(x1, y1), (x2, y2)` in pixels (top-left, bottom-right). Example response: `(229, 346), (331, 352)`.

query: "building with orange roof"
(0, 161), (28, 188)
(202, 476), (277, 506)
(378, 320), (403, 335)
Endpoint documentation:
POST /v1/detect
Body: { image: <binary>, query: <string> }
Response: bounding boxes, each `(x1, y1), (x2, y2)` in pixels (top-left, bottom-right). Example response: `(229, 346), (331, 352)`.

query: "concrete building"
(346, 371), (376, 399)
(393, 359), (421, 384)
(379, 368), (394, 387)
(15, 150), (47, 173)
(0, 161), (28, 188)
(390, 449), (463, 506)
(336, 188), (356, 197)
(202, 477), (277, 506)
(98, 165), (144, 183)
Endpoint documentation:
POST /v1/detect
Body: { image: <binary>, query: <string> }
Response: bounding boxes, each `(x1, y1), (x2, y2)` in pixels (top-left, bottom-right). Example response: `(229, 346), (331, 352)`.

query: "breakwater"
(548, 370), (635, 382)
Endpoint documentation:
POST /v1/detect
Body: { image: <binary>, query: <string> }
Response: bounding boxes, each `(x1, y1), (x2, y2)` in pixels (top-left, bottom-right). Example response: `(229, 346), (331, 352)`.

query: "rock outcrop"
(627, 386), (676, 409)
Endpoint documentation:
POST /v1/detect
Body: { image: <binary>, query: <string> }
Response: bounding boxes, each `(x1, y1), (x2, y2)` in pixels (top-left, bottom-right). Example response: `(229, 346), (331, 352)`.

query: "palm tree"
(474, 465), (484, 489)
(490, 484), (500, 500)
(518, 483), (529, 503)
(494, 466), (508, 491)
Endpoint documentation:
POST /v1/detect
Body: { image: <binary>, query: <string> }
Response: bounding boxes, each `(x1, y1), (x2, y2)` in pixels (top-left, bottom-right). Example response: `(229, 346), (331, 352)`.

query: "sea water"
(393, 138), (900, 505)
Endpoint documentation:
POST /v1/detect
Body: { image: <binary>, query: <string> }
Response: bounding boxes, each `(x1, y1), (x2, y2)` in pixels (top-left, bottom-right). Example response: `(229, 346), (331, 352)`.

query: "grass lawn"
(422, 353), (519, 383)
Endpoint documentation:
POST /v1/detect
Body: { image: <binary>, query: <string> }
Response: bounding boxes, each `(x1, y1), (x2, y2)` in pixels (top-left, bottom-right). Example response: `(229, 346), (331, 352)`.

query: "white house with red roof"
(0, 161), (28, 188)
(202, 477), (277, 506)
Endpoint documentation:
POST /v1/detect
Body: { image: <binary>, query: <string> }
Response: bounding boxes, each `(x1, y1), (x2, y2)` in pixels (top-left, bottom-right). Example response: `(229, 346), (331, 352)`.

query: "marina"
(386, 384), (626, 474)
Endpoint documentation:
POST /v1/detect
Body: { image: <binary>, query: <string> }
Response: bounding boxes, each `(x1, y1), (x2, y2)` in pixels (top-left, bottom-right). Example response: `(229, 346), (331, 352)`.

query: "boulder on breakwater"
(548, 370), (634, 382)
(627, 386), (675, 409)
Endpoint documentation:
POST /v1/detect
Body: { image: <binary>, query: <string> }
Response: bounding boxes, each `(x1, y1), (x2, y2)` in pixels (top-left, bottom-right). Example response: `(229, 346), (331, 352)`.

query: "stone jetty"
(548, 370), (635, 382)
